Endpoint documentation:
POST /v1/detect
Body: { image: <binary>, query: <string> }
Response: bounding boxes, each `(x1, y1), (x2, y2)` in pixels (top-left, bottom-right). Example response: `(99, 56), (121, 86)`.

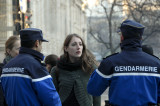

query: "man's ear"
(121, 35), (124, 42)
(6, 48), (11, 55)
(35, 40), (39, 47)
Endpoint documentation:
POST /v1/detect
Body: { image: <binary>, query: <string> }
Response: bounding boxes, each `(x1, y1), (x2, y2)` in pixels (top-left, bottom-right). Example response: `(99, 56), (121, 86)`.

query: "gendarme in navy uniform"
(87, 20), (160, 105)
(1, 28), (61, 106)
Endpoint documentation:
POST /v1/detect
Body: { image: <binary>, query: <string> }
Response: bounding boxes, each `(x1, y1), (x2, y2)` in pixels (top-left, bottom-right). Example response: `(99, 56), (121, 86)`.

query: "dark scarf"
(57, 56), (82, 71)
(3, 55), (13, 65)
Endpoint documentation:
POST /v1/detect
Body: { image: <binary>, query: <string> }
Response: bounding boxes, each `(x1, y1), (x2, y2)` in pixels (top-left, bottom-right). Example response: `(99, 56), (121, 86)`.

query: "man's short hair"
(21, 40), (42, 48)
(21, 40), (37, 48)
(45, 54), (59, 67)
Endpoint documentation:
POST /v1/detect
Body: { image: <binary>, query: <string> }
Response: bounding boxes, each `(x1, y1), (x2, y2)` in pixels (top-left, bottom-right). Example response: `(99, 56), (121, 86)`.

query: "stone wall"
(0, 0), (14, 62)
(30, 0), (87, 57)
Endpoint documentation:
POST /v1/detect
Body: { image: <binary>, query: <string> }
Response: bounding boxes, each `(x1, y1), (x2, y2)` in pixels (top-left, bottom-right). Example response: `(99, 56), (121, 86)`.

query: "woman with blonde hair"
(0, 35), (20, 106)
(3, 36), (20, 64)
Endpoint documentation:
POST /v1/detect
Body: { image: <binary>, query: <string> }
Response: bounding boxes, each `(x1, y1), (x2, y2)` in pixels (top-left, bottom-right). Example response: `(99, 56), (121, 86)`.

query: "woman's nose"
(77, 44), (81, 49)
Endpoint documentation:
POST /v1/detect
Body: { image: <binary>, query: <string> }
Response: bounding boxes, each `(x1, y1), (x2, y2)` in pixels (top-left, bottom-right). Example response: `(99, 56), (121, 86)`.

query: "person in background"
(142, 44), (153, 55)
(45, 54), (59, 73)
(1, 28), (61, 106)
(3, 36), (20, 64)
(0, 35), (20, 106)
(87, 20), (160, 105)
(50, 34), (101, 106)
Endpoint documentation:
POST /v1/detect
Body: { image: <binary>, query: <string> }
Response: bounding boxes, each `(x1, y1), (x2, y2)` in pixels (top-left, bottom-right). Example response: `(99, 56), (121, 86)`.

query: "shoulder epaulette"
(103, 52), (119, 60)
(149, 54), (160, 60)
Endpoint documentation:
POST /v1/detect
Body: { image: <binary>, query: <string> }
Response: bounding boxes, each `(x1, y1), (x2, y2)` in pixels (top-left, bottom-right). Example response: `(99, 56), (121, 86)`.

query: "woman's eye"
(72, 43), (76, 46)
(79, 43), (82, 46)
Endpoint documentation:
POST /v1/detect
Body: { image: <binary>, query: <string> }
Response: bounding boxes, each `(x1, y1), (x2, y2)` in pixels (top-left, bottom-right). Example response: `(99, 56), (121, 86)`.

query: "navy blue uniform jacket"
(1, 47), (61, 106)
(87, 39), (160, 105)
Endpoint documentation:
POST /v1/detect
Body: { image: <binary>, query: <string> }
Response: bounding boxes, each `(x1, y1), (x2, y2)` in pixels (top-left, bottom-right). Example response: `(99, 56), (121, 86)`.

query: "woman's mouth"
(76, 51), (81, 54)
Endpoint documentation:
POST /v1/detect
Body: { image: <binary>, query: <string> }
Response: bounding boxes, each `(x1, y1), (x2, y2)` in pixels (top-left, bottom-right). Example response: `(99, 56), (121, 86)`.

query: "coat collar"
(120, 38), (142, 52)
(19, 47), (44, 61)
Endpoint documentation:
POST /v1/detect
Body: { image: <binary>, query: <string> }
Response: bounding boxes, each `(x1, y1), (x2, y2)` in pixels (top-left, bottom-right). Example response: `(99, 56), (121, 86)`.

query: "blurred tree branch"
(87, 0), (160, 56)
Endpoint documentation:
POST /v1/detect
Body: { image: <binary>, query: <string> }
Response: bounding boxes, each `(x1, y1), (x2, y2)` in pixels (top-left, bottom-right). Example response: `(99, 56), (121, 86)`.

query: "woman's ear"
(64, 46), (68, 52)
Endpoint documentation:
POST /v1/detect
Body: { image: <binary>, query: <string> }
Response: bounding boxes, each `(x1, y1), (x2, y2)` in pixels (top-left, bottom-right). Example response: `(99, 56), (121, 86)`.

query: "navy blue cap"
(120, 20), (145, 39)
(20, 28), (48, 42)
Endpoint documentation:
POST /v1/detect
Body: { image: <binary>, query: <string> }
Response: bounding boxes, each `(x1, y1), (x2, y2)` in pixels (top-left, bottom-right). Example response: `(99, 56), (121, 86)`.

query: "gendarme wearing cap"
(20, 28), (48, 42)
(120, 19), (145, 39)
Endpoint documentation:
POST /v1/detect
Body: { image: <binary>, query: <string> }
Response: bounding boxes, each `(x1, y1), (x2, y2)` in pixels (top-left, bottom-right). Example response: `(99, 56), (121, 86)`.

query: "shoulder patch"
(103, 52), (119, 60)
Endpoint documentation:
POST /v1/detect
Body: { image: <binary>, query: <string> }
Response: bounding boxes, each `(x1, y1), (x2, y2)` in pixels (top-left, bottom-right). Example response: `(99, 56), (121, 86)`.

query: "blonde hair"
(5, 36), (20, 56)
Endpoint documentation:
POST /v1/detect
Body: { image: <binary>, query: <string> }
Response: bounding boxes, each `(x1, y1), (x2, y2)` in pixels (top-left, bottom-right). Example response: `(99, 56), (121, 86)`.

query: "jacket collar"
(19, 47), (44, 61)
(120, 38), (142, 52)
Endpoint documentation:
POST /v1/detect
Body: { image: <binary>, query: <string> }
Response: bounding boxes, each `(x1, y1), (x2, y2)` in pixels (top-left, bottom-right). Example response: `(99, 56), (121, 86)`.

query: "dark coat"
(50, 60), (101, 106)
(0, 63), (7, 106)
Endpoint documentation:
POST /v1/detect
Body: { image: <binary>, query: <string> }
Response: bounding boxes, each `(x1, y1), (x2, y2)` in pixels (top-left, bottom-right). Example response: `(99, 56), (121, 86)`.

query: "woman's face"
(8, 40), (20, 58)
(65, 36), (83, 62)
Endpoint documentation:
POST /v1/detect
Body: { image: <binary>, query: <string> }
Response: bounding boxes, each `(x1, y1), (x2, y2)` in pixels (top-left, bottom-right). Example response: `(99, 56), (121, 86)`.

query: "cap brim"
(42, 39), (48, 42)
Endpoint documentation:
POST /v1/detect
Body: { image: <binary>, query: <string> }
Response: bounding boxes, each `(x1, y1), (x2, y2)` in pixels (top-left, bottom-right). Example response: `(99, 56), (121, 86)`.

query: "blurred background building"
(0, 0), (87, 62)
